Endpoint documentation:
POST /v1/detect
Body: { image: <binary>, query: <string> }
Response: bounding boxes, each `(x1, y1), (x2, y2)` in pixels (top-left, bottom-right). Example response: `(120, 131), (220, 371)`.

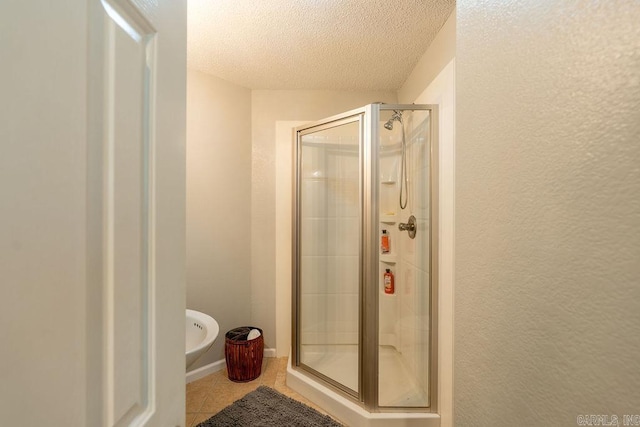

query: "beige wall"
(455, 2), (640, 425)
(398, 9), (455, 104)
(251, 90), (397, 350)
(186, 70), (252, 370)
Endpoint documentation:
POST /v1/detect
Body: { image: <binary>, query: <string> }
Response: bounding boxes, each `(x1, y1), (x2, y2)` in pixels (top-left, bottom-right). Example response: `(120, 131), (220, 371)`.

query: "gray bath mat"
(195, 386), (343, 427)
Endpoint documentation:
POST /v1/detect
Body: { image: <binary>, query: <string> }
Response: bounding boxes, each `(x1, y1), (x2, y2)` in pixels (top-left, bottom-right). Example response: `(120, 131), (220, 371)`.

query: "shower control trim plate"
(398, 215), (417, 239)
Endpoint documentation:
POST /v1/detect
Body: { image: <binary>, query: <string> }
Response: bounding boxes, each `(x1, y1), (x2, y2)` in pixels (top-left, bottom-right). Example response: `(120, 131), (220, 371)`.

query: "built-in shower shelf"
(380, 255), (397, 264)
(380, 292), (397, 297)
(380, 214), (397, 223)
(380, 180), (396, 185)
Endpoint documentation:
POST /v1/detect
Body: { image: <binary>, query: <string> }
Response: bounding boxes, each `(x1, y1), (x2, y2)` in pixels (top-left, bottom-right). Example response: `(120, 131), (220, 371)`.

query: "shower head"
(383, 110), (402, 130)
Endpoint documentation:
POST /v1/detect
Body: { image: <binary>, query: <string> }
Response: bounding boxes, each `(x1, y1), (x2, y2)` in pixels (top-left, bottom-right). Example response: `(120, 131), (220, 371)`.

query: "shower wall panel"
(300, 140), (359, 345)
(396, 112), (431, 400)
(377, 109), (432, 408)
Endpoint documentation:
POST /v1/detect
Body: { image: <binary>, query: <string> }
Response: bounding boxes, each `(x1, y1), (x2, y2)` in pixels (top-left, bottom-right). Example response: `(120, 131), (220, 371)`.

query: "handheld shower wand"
(383, 110), (408, 210)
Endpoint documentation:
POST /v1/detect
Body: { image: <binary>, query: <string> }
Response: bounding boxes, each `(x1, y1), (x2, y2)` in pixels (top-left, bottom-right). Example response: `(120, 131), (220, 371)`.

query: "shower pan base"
(300, 344), (427, 406)
(286, 357), (440, 427)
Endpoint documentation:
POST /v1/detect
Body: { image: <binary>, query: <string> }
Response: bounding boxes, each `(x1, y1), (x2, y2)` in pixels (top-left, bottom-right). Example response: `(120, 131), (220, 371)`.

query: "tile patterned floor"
(185, 357), (336, 427)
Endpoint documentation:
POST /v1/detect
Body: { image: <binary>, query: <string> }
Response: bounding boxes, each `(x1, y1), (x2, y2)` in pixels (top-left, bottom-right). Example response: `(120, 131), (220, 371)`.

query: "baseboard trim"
(186, 348), (277, 384)
(185, 358), (226, 384)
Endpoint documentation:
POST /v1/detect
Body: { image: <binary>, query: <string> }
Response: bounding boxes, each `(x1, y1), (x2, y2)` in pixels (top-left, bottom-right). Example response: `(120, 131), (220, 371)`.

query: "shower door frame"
(292, 103), (439, 413)
(292, 110), (366, 399)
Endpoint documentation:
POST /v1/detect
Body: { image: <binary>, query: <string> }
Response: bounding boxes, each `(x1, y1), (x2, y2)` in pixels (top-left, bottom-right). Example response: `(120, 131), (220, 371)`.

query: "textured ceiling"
(187, 0), (455, 90)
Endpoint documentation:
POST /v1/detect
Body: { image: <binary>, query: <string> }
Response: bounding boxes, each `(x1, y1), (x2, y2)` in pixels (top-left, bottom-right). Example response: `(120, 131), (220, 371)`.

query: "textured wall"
(456, 1), (640, 426)
(186, 70), (252, 369)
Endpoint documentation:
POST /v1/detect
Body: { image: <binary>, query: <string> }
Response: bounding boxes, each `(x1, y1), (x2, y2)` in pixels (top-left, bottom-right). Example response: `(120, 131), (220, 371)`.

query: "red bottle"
(381, 229), (390, 254)
(384, 269), (395, 294)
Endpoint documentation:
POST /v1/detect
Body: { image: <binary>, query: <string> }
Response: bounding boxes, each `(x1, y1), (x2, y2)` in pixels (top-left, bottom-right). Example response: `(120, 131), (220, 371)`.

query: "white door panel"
(97, 1), (187, 425)
(103, 2), (154, 424)
(0, 0), (186, 425)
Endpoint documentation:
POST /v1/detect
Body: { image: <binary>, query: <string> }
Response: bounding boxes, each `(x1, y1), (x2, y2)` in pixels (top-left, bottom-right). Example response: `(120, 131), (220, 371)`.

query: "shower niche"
(292, 103), (438, 414)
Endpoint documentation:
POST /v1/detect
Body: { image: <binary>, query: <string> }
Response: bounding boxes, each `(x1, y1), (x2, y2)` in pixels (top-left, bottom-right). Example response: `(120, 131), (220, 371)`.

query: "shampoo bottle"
(384, 269), (395, 294)
(381, 230), (390, 254)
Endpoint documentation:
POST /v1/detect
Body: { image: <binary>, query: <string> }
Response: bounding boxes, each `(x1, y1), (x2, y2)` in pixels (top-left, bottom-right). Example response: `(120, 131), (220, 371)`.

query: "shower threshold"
(300, 344), (427, 407)
(288, 355), (439, 427)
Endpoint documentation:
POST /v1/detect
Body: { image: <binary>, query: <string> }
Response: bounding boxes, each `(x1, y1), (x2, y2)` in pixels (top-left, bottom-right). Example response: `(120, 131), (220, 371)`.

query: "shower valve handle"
(398, 215), (417, 239)
(398, 222), (414, 231)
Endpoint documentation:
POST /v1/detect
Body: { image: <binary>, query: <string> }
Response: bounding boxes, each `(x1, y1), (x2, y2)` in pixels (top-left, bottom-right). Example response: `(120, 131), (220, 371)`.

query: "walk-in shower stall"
(292, 103), (438, 415)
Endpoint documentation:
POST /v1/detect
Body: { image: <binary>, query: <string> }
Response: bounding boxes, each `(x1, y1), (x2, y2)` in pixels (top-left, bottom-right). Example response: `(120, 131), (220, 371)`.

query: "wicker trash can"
(225, 326), (264, 382)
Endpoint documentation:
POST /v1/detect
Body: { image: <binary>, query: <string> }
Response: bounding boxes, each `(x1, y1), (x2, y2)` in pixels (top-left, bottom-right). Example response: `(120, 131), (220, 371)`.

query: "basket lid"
(226, 326), (262, 341)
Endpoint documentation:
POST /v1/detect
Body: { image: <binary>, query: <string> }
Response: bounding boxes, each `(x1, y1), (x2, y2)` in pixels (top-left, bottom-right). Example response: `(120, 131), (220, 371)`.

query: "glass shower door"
(295, 114), (363, 396)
